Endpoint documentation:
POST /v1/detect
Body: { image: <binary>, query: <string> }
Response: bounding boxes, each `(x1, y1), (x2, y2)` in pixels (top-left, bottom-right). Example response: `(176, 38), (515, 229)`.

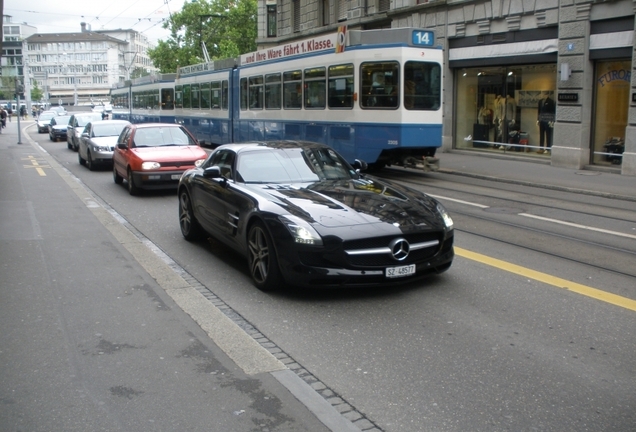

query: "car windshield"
(39, 113), (55, 121)
(92, 123), (128, 137)
(77, 115), (102, 126)
(133, 127), (195, 147)
(237, 147), (353, 184)
(52, 116), (71, 125)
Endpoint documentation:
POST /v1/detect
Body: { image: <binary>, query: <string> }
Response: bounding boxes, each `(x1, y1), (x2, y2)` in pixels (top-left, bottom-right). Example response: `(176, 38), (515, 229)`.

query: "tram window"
(304, 67), (326, 109)
(200, 82), (211, 109)
(133, 92), (143, 109)
(240, 78), (248, 110)
(153, 90), (160, 109)
(183, 84), (191, 109)
(360, 62), (399, 109)
(175, 85), (183, 109)
(283, 70), (302, 109)
(162, 88), (174, 110)
(210, 81), (221, 109)
(265, 73), (282, 109)
(328, 64), (353, 109)
(191, 84), (200, 109)
(404, 61), (441, 110)
(249, 76), (264, 110)
(222, 80), (228, 110)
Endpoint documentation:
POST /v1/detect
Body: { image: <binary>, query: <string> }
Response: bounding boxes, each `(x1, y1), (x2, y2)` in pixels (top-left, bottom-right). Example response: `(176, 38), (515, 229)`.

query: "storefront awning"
(449, 39), (558, 62)
(590, 31), (633, 50)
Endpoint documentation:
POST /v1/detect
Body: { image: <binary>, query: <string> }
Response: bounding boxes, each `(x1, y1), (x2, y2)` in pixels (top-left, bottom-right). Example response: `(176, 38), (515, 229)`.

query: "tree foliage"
(148, 0), (257, 74)
(29, 80), (44, 102)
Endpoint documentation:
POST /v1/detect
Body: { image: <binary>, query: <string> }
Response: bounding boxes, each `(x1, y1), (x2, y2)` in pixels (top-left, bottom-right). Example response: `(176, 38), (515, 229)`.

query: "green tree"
(30, 80), (43, 102)
(149, 0), (257, 73)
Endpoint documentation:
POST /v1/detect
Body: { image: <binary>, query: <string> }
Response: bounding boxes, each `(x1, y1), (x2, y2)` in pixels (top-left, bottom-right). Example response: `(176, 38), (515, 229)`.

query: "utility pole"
(15, 77), (23, 144)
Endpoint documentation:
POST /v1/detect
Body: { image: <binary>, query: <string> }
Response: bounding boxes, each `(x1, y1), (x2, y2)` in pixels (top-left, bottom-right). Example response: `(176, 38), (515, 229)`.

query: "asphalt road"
(4, 122), (635, 432)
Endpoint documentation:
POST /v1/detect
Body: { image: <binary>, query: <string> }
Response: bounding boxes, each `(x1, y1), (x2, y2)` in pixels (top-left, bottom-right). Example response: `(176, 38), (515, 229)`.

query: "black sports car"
(178, 141), (454, 291)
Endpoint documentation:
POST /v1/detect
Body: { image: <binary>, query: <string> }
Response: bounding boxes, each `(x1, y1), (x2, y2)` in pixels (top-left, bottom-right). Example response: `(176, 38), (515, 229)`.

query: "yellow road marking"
(455, 247), (636, 312)
(23, 155), (47, 176)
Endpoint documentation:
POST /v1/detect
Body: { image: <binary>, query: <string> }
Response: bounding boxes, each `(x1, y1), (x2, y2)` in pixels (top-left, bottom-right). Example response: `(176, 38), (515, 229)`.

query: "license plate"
(171, 174), (181, 180)
(386, 264), (416, 278)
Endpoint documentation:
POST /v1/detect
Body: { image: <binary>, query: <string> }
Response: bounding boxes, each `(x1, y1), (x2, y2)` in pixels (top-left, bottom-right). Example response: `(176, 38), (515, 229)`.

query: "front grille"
(159, 161), (196, 169)
(298, 232), (445, 269)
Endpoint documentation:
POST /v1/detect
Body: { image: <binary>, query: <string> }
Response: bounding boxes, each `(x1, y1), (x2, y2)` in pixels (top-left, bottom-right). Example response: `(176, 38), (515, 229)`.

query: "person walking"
(0, 107), (6, 130)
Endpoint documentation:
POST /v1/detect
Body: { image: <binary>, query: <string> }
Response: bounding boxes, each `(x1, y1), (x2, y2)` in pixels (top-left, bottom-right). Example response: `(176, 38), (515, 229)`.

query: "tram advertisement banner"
(241, 33), (337, 65)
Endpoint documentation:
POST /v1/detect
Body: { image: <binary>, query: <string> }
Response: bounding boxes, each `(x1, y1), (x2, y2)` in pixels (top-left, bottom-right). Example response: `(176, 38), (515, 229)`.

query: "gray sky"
(5, 0), (187, 44)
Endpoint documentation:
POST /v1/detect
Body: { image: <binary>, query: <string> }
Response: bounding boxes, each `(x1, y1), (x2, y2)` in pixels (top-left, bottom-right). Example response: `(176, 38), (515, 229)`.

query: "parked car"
(48, 115), (72, 142)
(67, 112), (103, 151)
(78, 120), (131, 170)
(36, 111), (58, 133)
(112, 123), (207, 195)
(177, 141), (455, 291)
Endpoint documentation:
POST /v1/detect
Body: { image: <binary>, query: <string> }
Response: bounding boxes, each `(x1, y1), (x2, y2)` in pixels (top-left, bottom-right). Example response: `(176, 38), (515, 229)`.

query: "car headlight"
(437, 203), (454, 230)
(141, 161), (161, 170)
(194, 159), (205, 167)
(279, 215), (323, 246)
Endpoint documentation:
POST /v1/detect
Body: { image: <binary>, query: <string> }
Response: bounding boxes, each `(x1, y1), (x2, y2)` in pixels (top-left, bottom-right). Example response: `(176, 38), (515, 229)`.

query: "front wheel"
(127, 169), (140, 196)
(113, 164), (123, 184)
(178, 189), (204, 241)
(247, 221), (282, 292)
(78, 151), (86, 166)
(86, 151), (95, 171)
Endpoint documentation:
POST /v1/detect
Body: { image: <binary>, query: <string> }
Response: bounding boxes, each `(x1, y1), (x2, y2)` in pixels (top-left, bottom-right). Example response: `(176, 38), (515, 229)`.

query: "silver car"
(67, 112), (103, 151)
(78, 120), (131, 170)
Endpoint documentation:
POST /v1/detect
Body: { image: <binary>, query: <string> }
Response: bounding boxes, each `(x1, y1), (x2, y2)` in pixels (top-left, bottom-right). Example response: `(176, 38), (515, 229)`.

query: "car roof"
(218, 140), (332, 154)
(88, 120), (130, 125)
(130, 123), (183, 129)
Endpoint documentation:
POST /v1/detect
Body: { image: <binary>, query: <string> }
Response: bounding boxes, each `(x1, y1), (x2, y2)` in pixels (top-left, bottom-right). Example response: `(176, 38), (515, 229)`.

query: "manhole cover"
(483, 207), (523, 214)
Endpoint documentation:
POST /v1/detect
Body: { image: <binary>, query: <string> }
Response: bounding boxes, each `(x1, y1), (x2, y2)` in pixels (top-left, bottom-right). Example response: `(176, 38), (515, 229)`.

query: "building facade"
(1, 15), (37, 104)
(255, 0), (636, 176)
(24, 23), (156, 108)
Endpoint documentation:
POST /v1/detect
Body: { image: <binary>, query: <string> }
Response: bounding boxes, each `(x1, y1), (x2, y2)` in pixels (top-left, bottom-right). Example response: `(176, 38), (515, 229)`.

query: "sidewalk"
(437, 150), (636, 202)
(0, 120), (360, 432)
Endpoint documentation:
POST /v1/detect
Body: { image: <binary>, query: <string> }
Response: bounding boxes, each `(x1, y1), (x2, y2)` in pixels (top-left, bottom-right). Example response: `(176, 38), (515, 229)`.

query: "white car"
(78, 120), (130, 170)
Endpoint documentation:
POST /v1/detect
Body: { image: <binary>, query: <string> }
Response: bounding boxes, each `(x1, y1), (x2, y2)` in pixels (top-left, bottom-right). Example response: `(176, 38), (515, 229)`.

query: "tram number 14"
(412, 30), (434, 47)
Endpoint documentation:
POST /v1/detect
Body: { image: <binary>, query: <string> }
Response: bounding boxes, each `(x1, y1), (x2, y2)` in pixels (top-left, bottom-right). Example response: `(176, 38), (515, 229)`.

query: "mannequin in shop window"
(537, 92), (555, 154)
(493, 95), (505, 143)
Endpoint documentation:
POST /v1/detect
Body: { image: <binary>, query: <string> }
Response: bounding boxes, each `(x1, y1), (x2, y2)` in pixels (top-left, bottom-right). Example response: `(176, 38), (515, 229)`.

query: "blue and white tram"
(110, 73), (177, 124)
(113, 27), (443, 170)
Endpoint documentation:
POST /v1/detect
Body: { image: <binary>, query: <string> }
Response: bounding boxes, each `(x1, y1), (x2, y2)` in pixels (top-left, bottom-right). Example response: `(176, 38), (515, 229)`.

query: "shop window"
(455, 65), (556, 155)
(592, 60), (630, 166)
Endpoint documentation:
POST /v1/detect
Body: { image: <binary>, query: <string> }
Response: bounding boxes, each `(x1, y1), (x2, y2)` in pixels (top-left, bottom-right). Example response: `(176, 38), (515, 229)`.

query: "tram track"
(378, 169), (636, 224)
(451, 208), (636, 280)
(374, 169), (636, 283)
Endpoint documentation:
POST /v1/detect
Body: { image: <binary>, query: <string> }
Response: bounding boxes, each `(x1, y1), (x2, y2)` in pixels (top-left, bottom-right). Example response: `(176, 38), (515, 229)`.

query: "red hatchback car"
(113, 123), (208, 195)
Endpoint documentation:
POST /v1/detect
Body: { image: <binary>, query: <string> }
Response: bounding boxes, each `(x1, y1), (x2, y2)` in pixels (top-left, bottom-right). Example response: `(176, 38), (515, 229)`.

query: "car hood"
(132, 146), (207, 161)
(51, 125), (67, 130)
(247, 177), (443, 230)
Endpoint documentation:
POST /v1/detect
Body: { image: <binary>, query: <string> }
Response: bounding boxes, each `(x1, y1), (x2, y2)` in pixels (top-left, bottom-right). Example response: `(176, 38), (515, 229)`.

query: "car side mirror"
(117, 143), (127, 150)
(353, 159), (368, 172)
(203, 166), (222, 179)
(81, 132), (89, 138)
